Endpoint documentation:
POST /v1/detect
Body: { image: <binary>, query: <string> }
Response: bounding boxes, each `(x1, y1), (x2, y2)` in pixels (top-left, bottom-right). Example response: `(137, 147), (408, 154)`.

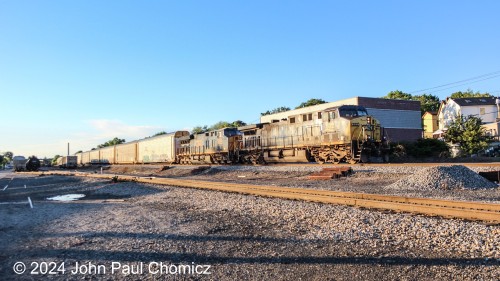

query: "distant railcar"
(99, 146), (115, 164)
(77, 131), (190, 165)
(56, 156), (78, 168)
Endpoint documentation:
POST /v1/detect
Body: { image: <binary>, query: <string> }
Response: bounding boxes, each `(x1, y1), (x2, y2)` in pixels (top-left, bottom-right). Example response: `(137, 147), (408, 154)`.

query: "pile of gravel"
(385, 165), (498, 190)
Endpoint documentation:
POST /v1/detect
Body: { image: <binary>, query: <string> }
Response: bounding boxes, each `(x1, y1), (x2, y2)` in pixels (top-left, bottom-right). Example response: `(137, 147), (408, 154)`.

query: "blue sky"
(1, 0), (499, 158)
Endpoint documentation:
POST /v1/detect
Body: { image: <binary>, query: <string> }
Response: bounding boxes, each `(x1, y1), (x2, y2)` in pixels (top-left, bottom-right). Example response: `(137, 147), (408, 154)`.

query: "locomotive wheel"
(314, 156), (325, 164)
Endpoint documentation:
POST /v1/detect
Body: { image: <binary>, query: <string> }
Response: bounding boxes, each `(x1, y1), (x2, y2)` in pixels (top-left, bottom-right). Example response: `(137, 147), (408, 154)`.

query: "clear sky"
(1, 0), (499, 158)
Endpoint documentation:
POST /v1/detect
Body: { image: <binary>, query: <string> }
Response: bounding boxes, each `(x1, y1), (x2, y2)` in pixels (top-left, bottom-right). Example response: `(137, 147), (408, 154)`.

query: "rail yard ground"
(0, 164), (499, 280)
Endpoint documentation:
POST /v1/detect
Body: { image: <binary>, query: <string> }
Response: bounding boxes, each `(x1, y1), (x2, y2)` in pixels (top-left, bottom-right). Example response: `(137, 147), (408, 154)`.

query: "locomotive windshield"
(338, 106), (368, 118)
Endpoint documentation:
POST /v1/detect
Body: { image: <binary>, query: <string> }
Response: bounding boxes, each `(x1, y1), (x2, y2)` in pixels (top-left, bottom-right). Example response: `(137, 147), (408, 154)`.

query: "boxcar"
(137, 131), (189, 164)
(99, 146), (115, 164)
(89, 150), (100, 164)
(115, 142), (138, 164)
(81, 151), (91, 165)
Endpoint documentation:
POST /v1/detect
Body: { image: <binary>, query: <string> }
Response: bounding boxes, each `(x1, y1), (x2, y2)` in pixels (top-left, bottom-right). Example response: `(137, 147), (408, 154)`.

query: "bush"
(391, 139), (448, 158)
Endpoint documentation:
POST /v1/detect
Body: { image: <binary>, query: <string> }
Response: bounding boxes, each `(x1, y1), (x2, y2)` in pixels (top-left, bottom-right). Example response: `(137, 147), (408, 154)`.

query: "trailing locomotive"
(75, 105), (388, 165)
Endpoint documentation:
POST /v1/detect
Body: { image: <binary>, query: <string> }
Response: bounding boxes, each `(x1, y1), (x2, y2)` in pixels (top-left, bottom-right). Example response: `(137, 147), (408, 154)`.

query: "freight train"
(75, 105), (389, 165)
(12, 156), (41, 171)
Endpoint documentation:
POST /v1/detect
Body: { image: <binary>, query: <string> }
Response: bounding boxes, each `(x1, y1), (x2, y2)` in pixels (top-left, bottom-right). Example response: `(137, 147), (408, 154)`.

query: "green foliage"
(383, 90), (413, 100)
(0, 151), (13, 166)
(152, 131), (167, 137)
(444, 115), (491, 155)
(51, 155), (61, 166)
(3, 151), (13, 161)
(450, 89), (492, 99)
(231, 120), (247, 127)
(414, 94), (440, 113)
(96, 137), (126, 149)
(75, 150), (83, 154)
(192, 125), (209, 134)
(261, 106), (291, 116)
(383, 90), (440, 115)
(390, 139), (449, 158)
(192, 120), (248, 134)
(295, 98), (327, 109)
(209, 121), (233, 130)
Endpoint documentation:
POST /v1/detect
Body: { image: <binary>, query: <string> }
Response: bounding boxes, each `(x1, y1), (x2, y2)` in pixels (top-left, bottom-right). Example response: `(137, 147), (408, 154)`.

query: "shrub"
(391, 139), (448, 158)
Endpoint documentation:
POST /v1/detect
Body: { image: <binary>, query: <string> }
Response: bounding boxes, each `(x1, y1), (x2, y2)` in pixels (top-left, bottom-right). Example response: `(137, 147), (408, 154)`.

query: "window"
(328, 112), (336, 121)
(290, 117), (296, 124)
(308, 113), (312, 120)
(318, 112), (322, 119)
(302, 114), (313, 121)
(302, 114), (307, 122)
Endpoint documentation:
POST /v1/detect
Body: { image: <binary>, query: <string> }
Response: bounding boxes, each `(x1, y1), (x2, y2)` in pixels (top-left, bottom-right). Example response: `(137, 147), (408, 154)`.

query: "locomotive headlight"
(367, 116), (372, 124)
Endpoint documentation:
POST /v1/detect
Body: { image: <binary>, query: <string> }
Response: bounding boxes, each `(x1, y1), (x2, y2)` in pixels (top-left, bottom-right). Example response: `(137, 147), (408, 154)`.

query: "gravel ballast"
(385, 165), (499, 190)
(0, 170), (499, 280)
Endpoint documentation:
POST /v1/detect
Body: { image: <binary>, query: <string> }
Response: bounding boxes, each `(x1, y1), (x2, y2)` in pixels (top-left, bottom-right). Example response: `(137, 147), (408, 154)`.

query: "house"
(422, 111), (438, 139)
(436, 97), (499, 137)
(260, 96), (422, 142)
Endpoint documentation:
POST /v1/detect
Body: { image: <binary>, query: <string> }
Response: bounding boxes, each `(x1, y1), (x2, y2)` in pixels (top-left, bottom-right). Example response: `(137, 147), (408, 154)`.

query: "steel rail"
(31, 171), (500, 223)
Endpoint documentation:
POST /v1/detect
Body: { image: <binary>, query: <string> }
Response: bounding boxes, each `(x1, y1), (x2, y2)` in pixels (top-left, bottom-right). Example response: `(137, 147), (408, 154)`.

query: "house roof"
(422, 111), (437, 119)
(452, 97), (497, 106)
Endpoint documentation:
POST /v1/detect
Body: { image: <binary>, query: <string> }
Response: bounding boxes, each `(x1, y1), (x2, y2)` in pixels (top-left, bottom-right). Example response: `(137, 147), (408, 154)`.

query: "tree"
(152, 131), (167, 137)
(450, 89), (492, 99)
(192, 120), (248, 134)
(295, 98), (327, 109)
(444, 115), (491, 156)
(383, 90), (413, 100)
(96, 137), (125, 148)
(209, 121), (233, 130)
(383, 91), (440, 115)
(414, 94), (440, 114)
(261, 106), (291, 116)
(192, 125), (208, 134)
(231, 120), (247, 127)
(3, 151), (13, 161)
(51, 155), (61, 166)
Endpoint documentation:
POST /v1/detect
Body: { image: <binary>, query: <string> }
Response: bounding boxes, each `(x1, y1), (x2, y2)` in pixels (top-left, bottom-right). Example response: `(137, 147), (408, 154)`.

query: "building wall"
(482, 122), (500, 137)
(439, 100), (460, 130)
(461, 105), (497, 123)
(422, 113), (438, 139)
(438, 99), (498, 131)
(384, 128), (422, 142)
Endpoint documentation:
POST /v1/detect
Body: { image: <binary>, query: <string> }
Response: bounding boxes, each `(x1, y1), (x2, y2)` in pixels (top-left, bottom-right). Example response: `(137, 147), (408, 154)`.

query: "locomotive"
(75, 105), (389, 165)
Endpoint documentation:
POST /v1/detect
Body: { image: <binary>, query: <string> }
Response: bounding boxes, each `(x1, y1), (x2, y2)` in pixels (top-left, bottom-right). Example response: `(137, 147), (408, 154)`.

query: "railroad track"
(32, 171), (500, 224)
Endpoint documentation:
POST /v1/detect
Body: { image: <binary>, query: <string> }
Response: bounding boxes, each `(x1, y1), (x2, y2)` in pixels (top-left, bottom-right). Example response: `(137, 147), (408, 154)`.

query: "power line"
(426, 74), (500, 94)
(409, 70), (500, 94)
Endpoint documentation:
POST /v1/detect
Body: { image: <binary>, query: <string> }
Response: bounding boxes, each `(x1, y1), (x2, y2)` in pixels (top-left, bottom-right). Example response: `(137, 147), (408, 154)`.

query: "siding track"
(33, 171), (500, 224)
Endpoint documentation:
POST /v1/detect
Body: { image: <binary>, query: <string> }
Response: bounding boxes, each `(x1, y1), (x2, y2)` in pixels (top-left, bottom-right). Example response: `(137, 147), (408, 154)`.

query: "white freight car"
(137, 131), (190, 163)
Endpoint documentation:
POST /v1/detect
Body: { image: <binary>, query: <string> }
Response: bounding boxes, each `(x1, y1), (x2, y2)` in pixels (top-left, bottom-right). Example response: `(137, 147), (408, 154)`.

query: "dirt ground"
(0, 166), (499, 280)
